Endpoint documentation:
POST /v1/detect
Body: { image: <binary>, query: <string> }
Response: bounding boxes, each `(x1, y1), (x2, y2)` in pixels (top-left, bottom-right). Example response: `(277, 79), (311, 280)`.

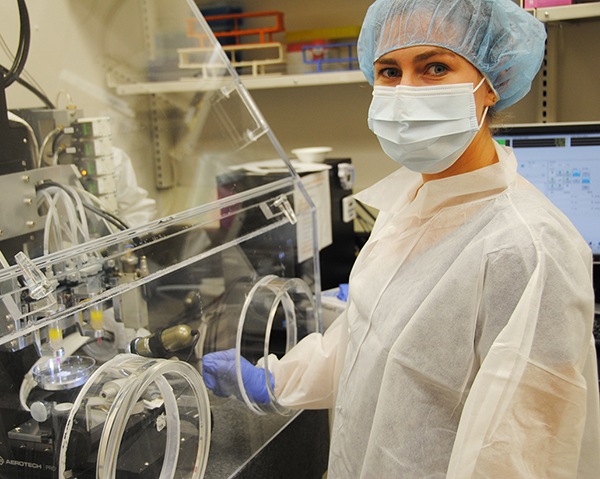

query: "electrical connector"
(342, 196), (357, 223)
(72, 117), (111, 138)
(81, 175), (117, 196)
(74, 137), (113, 158)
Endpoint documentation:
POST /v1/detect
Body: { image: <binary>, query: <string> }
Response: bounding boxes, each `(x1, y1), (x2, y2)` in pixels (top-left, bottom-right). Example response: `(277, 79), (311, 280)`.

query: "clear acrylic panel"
(0, 0), (323, 477)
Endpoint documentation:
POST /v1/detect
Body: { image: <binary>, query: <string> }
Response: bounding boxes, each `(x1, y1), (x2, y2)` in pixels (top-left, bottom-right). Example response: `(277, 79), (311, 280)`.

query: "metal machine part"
(129, 324), (197, 358)
(0, 165), (80, 242)
(110, 248), (150, 331)
(12, 108), (84, 154)
(0, 86), (36, 175)
(15, 110), (119, 213)
(70, 117), (118, 213)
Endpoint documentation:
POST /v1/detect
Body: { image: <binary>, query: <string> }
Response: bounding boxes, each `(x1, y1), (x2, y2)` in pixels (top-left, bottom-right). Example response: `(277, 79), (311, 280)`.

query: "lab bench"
(206, 400), (329, 479)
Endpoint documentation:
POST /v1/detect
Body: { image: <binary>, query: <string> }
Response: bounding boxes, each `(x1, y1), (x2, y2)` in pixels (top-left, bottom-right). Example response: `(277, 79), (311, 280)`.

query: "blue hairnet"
(358, 0), (547, 111)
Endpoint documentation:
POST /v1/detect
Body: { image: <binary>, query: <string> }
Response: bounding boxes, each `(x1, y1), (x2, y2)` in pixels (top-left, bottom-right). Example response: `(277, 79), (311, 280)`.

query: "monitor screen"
(493, 123), (600, 257)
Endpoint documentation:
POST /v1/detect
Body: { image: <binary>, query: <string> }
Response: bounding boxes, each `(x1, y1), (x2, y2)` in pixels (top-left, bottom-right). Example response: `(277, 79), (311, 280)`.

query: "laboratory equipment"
(320, 159), (356, 290)
(179, 11), (286, 77)
(0, 0), (324, 477)
(493, 122), (600, 390)
(301, 42), (359, 72)
(493, 122), (600, 256)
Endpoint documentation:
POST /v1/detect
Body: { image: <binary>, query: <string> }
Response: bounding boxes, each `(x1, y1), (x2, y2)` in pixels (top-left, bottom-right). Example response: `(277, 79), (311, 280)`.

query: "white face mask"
(368, 78), (488, 174)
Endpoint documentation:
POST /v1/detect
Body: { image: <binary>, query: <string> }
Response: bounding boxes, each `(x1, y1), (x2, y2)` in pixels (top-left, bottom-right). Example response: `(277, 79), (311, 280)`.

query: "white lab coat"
(113, 147), (157, 227)
(268, 143), (600, 478)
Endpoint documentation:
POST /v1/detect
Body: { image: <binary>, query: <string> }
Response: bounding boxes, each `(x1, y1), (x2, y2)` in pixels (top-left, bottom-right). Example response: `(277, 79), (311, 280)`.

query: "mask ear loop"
(473, 77), (487, 93)
(473, 76), (494, 129)
(478, 106), (489, 129)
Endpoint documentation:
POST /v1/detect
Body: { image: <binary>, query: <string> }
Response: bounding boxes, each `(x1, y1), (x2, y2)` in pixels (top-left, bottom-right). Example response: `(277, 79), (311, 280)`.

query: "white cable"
(38, 187), (80, 253)
(63, 184), (90, 243)
(56, 188), (80, 248)
(45, 188), (72, 249)
(55, 90), (75, 110)
(39, 127), (62, 168)
(72, 185), (119, 234)
(37, 185), (100, 256)
(57, 187), (85, 245)
(38, 189), (62, 255)
(51, 149), (60, 166)
(39, 192), (53, 255)
(47, 192), (63, 252)
(36, 186), (89, 256)
(73, 185), (112, 211)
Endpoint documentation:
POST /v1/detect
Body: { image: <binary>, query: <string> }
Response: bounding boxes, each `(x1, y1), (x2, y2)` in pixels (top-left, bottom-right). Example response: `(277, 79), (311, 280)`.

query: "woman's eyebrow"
(374, 56), (399, 66)
(374, 49), (457, 67)
(412, 49), (457, 64)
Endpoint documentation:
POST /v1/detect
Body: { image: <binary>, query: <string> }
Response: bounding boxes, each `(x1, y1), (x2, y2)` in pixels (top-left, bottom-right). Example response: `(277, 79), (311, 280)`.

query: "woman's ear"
(484, 84), (498, 108)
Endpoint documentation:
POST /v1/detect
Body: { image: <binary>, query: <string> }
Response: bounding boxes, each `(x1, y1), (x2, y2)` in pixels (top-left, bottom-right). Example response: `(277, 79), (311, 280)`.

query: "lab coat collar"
(355, 142), (518, 219)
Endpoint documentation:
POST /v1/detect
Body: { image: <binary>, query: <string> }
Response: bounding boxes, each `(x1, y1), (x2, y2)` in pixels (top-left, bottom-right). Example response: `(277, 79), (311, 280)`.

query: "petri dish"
(32, 356), (96, 391)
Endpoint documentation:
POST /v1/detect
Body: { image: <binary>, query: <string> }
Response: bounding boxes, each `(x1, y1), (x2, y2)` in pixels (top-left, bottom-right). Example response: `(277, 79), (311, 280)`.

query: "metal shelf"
(531, 2), (600, 22)
(113, 70), (367, 96)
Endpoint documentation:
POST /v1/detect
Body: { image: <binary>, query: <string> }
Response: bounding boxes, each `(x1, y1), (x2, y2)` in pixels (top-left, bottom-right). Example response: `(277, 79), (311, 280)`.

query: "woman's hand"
(202, 349), (274, 404)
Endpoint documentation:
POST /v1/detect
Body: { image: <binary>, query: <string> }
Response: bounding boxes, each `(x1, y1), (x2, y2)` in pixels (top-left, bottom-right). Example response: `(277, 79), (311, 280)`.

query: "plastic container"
(291, 147), (332, 163)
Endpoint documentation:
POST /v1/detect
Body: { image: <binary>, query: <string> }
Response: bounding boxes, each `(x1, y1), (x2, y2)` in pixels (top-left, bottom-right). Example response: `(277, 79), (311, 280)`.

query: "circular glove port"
(58, 354), (210, 479)
(236, 275), (316, 415)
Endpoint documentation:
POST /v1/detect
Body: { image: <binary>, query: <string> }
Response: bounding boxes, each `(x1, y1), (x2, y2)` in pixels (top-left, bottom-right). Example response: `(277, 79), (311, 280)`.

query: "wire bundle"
(36, 182), (129, 256)
(2, 0), (30, 88)
(1, 0), (54, 107)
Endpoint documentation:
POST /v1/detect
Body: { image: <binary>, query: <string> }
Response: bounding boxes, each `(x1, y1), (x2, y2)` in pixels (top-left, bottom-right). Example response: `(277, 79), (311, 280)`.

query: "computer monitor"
(493, 122), (600, 259)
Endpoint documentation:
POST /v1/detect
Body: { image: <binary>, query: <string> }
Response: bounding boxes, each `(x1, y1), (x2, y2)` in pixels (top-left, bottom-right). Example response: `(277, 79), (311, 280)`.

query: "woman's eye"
(427, 63), (448, 76)
(380, 67), (400, 79)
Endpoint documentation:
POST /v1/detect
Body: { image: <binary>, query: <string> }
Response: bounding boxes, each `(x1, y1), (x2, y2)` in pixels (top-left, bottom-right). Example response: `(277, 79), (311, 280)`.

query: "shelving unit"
(113, 70), (366, 95)
(110, 3), (600, 97)
(529, 2), (600, 22)
(106, 0), (600, 193)
(524, 2), (600, 122)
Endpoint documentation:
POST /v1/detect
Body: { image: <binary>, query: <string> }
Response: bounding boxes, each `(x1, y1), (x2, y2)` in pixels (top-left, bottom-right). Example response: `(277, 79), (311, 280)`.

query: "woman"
(204, 0), (600, 477)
